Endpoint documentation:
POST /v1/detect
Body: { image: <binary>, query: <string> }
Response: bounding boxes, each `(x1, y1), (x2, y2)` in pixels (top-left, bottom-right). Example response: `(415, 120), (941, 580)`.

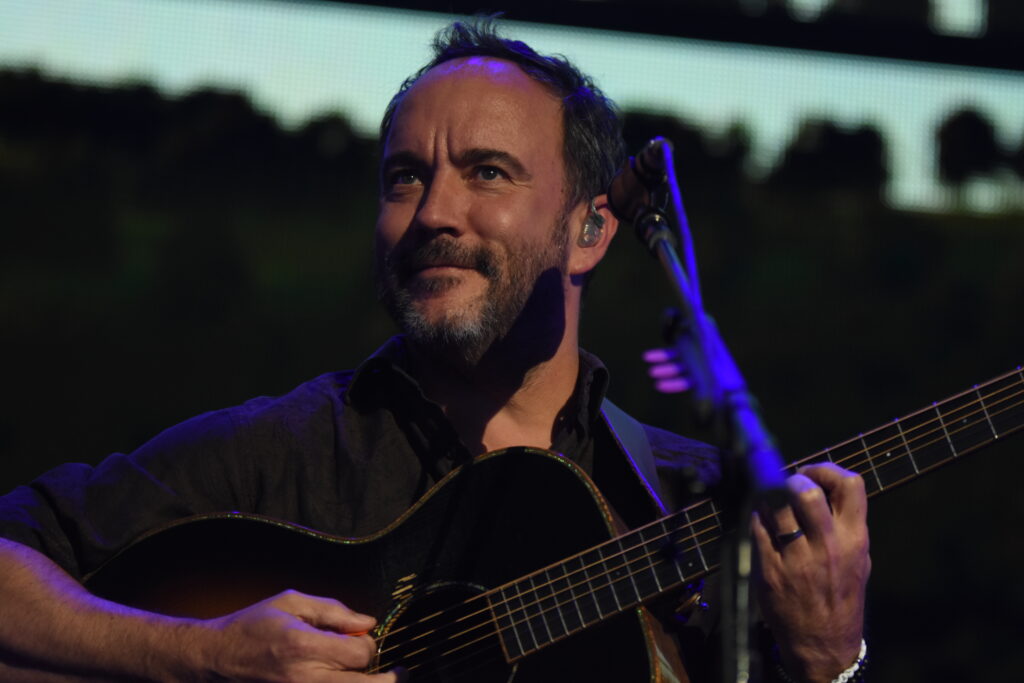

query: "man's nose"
(413, 170), (466, 236)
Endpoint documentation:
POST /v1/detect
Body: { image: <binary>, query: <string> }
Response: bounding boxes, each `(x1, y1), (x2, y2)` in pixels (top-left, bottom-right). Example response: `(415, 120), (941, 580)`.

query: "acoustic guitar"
(84, 367), (1024, 682)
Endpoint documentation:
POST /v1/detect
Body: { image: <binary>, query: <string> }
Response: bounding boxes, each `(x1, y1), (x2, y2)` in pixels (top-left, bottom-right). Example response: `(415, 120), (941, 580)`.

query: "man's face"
(375, 57), (572, 364)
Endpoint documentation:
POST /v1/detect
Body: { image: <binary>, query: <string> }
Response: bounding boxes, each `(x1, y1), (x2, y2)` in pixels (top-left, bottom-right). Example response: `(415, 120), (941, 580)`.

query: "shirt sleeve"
(0, 406), (257, 580)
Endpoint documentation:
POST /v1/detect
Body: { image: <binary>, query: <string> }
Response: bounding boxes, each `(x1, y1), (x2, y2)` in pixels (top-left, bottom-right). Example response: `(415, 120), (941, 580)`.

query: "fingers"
(761, 464), (867, 540)
(276, 590), (377, 635)
(797, 462), (868, 526)
(260, 591), (379, 672)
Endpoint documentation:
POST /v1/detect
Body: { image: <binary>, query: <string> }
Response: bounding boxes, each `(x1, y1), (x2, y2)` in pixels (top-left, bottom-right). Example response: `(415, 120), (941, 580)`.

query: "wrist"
(149, 617), (222, 682)
(774, 638), (868, 683)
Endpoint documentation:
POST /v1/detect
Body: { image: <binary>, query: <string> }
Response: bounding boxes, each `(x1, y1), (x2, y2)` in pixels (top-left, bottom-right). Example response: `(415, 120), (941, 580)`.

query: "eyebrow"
(380, 148), (532, 181)
(380, 150), (425, 176)
(456, 148), (531, 180)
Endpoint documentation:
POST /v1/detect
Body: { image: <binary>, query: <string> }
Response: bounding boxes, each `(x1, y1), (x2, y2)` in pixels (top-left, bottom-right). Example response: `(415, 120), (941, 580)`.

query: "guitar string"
(373, 373), (1023, 652)
(372, 390), (1024, 674)
(371, 509), (725, 672)
(375, 387), (1024, 674)
(368, 376), (1024, 672)
(371, 502), (721, 664)
(791, 381), (1024, 487)
(786, 369), (1023, 476)
(371, 377), (1024, 672)
(370, 377), (1024, 669)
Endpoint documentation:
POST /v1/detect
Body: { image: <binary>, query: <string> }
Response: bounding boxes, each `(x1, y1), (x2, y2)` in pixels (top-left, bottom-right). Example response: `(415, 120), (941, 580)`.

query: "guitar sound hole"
(376, 582), (513, 683)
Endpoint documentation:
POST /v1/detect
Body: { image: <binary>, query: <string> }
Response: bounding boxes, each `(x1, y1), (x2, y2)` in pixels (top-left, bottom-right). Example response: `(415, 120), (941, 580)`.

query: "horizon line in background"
(1, 0), (1023, 213)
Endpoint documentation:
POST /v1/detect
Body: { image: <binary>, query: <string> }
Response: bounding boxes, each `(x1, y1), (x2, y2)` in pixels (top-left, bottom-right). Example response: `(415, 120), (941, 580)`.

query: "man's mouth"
(395, 240), (498, 282)
(412, 262), (473, 273)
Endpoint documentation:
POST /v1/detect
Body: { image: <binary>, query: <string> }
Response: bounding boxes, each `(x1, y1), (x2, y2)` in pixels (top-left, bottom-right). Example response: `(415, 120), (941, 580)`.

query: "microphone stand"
(628, 143), (789, 683)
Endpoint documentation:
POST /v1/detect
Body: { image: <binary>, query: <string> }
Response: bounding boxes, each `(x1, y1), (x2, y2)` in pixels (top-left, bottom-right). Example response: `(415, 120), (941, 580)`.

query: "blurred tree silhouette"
(825, 0), (929, 26)
(936, 107), (1004, 186)
(1010, 124), (1024, 181)
(766, 119), (887, 198)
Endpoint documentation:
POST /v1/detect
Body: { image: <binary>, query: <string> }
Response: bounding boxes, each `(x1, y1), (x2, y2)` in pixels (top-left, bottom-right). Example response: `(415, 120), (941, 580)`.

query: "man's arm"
(0, 539), (397, 682)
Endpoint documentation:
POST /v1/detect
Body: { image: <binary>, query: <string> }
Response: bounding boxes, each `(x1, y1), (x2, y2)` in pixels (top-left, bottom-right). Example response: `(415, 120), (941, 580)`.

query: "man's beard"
(376, 215), (570, 367)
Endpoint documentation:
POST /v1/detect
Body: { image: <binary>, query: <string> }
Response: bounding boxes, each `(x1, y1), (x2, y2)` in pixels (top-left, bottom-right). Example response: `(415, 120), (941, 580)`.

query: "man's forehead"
(385, 56), (563, 154)
(405, 55), (558, 105)
(427, 55), (528, 81)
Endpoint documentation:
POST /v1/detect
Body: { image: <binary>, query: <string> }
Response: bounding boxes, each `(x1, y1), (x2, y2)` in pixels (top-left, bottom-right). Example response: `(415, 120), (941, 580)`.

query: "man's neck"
(409, 336), (581, 455)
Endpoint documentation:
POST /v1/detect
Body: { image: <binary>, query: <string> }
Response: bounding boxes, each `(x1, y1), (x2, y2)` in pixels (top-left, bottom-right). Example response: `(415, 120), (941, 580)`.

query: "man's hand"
(752, 463), (871, 683)
(198, 590), (402, 682)
(0, 539), (402, 682)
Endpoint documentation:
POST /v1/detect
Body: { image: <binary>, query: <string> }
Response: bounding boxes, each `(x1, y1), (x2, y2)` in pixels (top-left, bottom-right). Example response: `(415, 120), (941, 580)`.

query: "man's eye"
(475, 166), (504, 181)
(389, 170), (420, 186)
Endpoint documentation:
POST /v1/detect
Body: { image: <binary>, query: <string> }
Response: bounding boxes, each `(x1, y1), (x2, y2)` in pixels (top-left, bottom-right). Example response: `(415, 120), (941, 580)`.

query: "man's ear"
(568, 194), (619, 279)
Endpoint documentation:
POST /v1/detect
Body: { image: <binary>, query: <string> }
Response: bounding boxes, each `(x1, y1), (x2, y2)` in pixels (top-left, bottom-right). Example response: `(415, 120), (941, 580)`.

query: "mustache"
(390, 239), (499, 280)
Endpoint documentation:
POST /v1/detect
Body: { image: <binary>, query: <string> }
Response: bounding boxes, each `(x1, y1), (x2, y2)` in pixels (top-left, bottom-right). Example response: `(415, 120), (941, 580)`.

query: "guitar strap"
(600, 398), (667, 515)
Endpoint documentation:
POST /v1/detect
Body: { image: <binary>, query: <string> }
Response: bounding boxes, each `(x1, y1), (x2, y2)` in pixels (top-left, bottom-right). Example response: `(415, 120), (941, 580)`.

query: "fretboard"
(485, 366), (1024, 660)
(805, 367), (1024, 496)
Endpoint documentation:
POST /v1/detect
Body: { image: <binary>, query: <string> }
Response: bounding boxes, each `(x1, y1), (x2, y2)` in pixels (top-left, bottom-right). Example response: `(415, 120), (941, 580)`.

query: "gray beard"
(376, 219), (569, 367)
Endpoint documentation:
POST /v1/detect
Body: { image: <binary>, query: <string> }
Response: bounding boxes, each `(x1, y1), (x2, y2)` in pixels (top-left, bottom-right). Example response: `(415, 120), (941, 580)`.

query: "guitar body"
(76, 366), (1024, 681)
(85, 448), (678, 682)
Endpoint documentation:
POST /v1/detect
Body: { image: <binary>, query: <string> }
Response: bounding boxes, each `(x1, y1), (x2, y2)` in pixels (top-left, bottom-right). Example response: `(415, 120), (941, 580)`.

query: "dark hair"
(379, 18), (625, 209)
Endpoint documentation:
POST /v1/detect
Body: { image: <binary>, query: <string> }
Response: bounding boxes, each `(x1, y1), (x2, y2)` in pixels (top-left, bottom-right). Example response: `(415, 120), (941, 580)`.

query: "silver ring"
(775, 528), (805, 546)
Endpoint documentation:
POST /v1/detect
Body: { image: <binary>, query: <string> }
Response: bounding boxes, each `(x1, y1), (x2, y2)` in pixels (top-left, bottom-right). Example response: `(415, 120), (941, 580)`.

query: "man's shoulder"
(134, 370), (359, 458)
(639, 421), (720, 493)
(233, 370), (357, 418)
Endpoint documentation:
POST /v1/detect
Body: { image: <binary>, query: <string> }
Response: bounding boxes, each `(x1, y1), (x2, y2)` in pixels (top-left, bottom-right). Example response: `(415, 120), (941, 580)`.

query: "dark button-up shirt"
(0, 337), (718, 582)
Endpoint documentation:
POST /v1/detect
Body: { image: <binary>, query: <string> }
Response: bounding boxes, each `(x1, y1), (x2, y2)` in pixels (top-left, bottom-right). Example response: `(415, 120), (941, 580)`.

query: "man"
(0, 20), (869, 682)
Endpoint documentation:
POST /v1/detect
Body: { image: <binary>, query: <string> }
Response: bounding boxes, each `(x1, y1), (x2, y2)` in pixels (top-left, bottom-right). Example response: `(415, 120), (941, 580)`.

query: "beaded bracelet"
(774, 639), (868, 683)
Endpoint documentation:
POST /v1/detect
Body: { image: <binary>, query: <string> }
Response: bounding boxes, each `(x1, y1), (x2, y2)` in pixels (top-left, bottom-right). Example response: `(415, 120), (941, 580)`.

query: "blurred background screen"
(1, 0), (1022, 679)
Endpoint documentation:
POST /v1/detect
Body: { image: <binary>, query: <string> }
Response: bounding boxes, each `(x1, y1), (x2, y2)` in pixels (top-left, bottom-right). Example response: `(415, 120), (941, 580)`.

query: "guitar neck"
(788, 366), (1024, 496)
(486, 367), (1024, 660)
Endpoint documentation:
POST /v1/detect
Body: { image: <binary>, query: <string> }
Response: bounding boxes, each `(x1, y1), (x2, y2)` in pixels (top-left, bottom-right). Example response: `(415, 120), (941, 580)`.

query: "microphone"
(607, 137), (672, 224)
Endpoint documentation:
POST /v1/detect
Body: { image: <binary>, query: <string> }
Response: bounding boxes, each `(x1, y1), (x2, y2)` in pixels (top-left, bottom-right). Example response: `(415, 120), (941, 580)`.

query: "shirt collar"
(347, 335), (612, 434)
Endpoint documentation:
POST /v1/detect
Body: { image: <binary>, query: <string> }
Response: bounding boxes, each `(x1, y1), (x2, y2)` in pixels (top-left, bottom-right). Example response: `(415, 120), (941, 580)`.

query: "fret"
(614, 536), (645, 604)
(940, 388), (997, 455)
(674, 502), (719, 580)
(857, 436), (885, 494)
(704, 501), (724, 570)
(641, 523), (664, 594)
(555, 562), (585, 635)
(594, 545), (623, 612)
(894, 419), (919, 474)
(659, 516), (696, 590)
(485, 368), (1021, 665)
(682, 507), (710, 573)
(897, 407), (952, 472)
(524, 573), (557, 645)
(823, 439), (865, 486)
(617, 527), (660, 602)
(537, 567), (570, 639)
(861, 424), (914, 489)
(491, 585), (527, 660)
(650, 517), (692, 589)
(563, 555), (601, 628)
(975, 387), (999, 438)
(653, 513), (685, 584)
(570, 552), (606, 622)
(933, 401), (957, 458)
(986, 371), (1024, 437)
(509, 580), (540, 653)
